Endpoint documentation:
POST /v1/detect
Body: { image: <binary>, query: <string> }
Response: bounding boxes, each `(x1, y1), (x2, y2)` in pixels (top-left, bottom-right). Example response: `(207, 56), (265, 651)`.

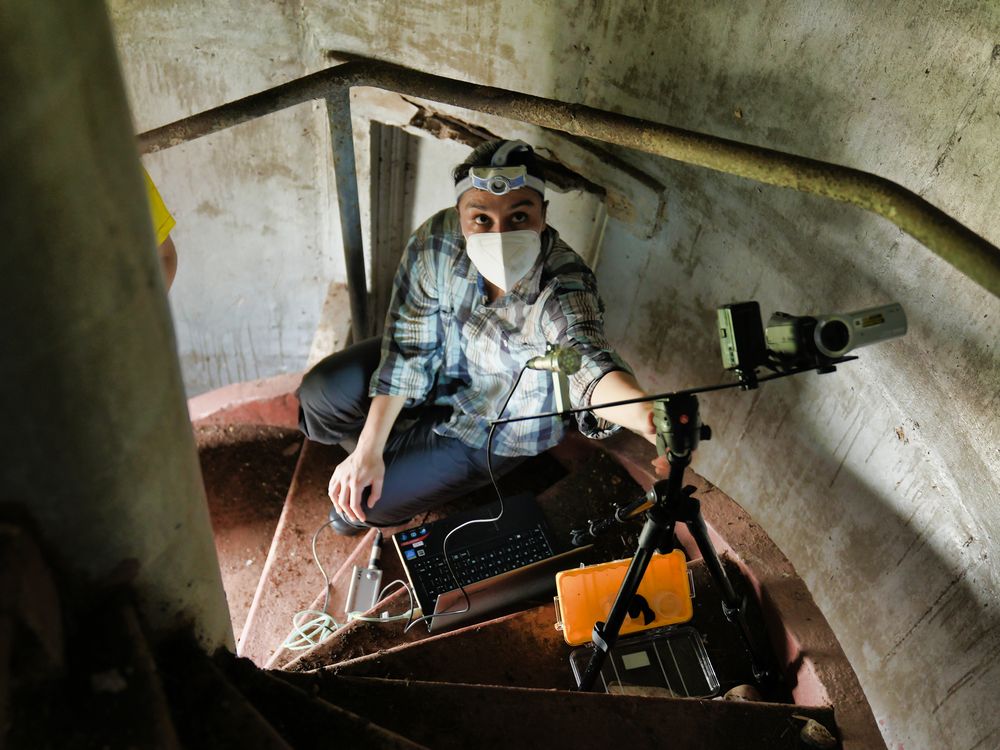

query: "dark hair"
(452, 140), (546, 185)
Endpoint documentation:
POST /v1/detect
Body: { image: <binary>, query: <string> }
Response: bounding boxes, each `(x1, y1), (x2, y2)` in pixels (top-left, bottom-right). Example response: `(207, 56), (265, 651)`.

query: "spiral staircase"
(0, 374), (885, 749)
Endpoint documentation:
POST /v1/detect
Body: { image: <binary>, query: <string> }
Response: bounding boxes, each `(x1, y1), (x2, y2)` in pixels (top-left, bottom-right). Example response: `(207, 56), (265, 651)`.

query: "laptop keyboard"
(411, 526), (554, 602)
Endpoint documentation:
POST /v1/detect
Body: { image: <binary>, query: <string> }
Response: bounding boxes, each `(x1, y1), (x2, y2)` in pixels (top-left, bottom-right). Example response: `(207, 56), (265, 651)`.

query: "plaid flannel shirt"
(370, 208), (632, 457)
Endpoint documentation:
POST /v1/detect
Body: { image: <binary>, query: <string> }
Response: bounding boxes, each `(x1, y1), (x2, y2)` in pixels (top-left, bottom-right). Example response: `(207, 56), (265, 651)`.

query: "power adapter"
(344, 531), (383, 615)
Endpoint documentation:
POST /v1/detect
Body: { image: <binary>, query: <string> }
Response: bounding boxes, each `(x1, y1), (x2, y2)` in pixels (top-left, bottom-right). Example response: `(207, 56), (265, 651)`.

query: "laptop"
(429, 544), (592, 633)
(391, 493), (591, 632)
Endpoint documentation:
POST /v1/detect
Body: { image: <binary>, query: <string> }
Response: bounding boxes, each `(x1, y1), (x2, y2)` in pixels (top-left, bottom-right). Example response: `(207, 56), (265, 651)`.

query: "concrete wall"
(110, 1), (999, 747)
(113, 1), (341, 394)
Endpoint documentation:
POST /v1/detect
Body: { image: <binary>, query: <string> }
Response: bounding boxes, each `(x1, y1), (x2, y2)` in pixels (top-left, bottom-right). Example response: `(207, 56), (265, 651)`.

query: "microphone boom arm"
(491, 357), (856, 427)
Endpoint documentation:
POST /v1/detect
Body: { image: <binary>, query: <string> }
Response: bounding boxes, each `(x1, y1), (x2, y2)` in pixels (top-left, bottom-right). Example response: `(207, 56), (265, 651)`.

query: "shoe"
(328, 505), (366, 536)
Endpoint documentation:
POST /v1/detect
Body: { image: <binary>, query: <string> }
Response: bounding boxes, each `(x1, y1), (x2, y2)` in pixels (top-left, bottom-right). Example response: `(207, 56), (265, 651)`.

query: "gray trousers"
(297, 338), (521, 527)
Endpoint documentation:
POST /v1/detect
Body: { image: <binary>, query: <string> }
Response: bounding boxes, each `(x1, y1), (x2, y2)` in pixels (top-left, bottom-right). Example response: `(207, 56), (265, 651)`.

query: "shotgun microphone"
(526, 345), (580, 414)
(525, 345), (581, 374)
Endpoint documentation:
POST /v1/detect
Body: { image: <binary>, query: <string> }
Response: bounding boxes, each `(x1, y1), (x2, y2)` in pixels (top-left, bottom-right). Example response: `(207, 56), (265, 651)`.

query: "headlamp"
(454, 165), (546, 201)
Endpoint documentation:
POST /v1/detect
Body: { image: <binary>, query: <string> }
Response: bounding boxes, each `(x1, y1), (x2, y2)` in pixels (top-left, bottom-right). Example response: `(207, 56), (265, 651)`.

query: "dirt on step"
(196, 424), (303, 637)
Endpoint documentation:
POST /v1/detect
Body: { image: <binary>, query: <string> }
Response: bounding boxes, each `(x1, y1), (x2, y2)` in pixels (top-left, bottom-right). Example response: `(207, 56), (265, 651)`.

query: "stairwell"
(0, 375), (885, 748)
(183, 377), (874, 748)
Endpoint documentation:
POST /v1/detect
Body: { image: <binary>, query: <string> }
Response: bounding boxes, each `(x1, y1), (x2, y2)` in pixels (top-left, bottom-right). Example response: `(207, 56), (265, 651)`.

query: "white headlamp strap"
(454, 140), (546, 201)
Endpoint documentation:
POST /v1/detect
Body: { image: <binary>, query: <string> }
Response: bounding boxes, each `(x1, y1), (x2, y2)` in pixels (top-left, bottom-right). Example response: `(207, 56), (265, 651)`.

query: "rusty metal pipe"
(139, 60), (1000, 298)
(325, 87), (370, 340)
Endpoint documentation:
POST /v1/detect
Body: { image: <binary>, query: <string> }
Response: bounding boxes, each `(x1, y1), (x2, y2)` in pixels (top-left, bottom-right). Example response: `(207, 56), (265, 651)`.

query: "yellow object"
(143, 168), (175, 246)
(556, 550), (693, 646)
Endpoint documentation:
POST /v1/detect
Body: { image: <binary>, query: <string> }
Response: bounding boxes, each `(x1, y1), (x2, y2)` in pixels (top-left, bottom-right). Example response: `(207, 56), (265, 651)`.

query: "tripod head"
(653, 393), (712, 464)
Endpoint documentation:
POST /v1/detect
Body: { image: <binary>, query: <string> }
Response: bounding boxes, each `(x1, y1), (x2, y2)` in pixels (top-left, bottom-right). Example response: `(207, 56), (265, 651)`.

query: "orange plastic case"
(555, 550), (693, 646)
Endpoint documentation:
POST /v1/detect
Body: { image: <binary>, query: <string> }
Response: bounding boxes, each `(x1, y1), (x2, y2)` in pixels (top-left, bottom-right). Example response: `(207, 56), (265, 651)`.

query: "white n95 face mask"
(465, 230), (541, 292)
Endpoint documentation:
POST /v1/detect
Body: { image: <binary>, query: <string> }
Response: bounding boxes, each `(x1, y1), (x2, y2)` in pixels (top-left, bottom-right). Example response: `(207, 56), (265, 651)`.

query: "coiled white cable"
(281, 521), (417, 651)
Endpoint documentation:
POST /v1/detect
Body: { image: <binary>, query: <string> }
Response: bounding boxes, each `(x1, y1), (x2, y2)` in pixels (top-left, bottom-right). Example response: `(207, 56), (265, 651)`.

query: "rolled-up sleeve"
(369, 233), (443, 406)
(540, 271), (633, 439)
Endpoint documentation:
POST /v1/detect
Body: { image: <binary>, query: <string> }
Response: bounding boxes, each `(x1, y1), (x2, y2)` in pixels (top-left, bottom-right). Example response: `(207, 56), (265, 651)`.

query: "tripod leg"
(576, 543), (659, 692)
(685, 504), (773, 684)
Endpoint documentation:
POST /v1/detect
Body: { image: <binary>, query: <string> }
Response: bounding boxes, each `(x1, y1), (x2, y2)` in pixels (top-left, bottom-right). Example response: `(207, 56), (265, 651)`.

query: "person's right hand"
(328, 446), (385, 524)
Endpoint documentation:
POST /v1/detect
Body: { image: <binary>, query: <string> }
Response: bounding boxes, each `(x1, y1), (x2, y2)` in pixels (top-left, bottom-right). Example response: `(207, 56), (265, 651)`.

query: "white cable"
(283, 609), (342, 651)
(281, 534), (420, 650)
(346, 578), (417, 623)
(282, 518), (340, 650)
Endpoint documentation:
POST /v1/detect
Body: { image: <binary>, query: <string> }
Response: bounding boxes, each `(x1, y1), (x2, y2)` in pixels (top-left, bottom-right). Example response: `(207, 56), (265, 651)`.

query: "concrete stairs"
(185, 384), (861, 749)
(276, 673), (836, 750)
(0, 376), (882, 748)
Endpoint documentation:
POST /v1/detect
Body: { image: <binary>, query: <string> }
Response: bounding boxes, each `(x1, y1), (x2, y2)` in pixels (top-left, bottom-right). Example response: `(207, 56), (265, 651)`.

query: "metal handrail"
(139, 59), (1000, 302)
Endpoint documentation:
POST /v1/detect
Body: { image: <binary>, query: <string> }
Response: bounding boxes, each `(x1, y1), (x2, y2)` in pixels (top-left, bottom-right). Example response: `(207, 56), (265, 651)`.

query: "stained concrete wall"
(110, 2), (999, 747)
(112, 2), (341, 394)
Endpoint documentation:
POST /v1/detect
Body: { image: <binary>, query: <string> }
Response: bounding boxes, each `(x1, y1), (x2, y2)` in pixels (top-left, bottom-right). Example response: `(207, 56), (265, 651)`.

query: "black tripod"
(576, 393), (772, 693)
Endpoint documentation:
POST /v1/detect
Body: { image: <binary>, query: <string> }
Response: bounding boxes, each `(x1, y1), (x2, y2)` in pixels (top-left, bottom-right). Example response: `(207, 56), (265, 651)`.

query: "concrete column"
(0, 0), (232, 651)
